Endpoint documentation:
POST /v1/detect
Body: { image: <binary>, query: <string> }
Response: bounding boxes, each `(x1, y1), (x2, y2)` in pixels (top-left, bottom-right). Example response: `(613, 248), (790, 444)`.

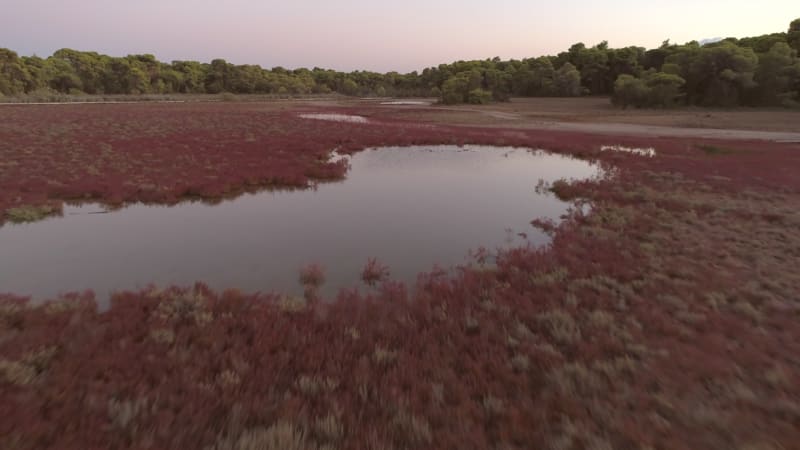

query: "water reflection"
(379, 100), (433, 106)
(0, 146), (599, 302)
(299, 113), (369, 123)
(600, 144), (656, 157)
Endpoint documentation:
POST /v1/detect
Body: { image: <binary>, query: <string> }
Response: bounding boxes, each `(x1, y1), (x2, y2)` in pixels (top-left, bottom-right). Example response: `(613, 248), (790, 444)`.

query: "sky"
(2, 1), (797, 73)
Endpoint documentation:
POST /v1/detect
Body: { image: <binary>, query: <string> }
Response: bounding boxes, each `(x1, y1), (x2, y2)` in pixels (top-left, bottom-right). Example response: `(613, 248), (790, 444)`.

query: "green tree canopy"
(1, 18), (798, 107)
(554, 62), (581, 96)
(0, 49), (29, 95)
(788, 18), (800, 52)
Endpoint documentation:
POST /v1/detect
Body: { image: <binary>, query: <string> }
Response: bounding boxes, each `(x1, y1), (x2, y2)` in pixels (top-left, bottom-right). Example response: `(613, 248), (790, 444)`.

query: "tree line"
(1, 18), (798, 107)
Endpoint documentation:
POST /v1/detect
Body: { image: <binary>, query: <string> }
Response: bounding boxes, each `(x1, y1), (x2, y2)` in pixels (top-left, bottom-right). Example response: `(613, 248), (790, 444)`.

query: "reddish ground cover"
(0, 102), (552, 222)
(1, 102), (800, 449)
(3, 102), (795, 224)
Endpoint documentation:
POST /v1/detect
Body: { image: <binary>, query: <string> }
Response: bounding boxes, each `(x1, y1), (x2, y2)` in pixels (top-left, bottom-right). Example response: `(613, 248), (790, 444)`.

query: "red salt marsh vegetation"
(0, 101), (581, 224)
(1, 102), (800, 449)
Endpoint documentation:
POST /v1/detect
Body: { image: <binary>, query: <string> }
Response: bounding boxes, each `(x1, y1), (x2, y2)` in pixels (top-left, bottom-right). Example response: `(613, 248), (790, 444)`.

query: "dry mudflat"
(1, 99), (799, 449)
(362, 96), (800, 134)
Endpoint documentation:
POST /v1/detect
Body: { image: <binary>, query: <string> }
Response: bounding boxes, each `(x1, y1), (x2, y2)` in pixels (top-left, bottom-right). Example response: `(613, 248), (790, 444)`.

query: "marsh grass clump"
(227, 421), (309, 450)
(217, 369), (242, 388)
(295, 375), (339, 396)
(537, 309), (581, 345)
(548, 362), (607, 396)
(390, 411), (432, 447)
(482, 395), (506, 417)
(42, 297), (88, 315)
(511, 354), (531, 372)
(107, 397), (149, 431)
(361, 258), (390, 287)
(372, 346), (398, 367)
(530, 267), (569, 286)
(0, 359), (40, 386)
(278, 295), (307, 313)
(155, 289), (213, 325)
(298, 263), (326, 289)
(344, 326), (360, 340)
(5, 204), (61, 223)
(549, 179), (580, 201)
(149, 328), (175, 345)
(312, 414), (344, 444)
(464, 316), (480, 334)
(0, 346), (58, 386)
(698, 144), (736, 155)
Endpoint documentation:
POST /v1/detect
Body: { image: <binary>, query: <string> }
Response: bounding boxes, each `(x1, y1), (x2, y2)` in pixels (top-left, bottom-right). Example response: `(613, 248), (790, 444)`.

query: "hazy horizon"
(2, 0), (797, 73)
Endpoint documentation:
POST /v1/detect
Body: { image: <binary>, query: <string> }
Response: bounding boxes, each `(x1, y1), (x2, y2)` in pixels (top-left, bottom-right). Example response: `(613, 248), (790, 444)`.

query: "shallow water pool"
(0, 145), (599, 301)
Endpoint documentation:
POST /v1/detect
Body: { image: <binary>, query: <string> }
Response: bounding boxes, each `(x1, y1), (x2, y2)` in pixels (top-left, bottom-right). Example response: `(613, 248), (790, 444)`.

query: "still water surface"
(0, 145), (598, 301)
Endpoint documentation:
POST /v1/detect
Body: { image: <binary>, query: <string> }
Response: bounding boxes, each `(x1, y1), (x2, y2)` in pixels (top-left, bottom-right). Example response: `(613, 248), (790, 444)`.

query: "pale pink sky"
(2, 1), (797, 72)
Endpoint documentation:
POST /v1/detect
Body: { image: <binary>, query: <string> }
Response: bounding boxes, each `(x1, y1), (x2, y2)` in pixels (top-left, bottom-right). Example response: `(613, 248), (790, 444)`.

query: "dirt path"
(375, 99), (800, 142)
(446, 107), (800, 142)
(519, 120), (800, 142)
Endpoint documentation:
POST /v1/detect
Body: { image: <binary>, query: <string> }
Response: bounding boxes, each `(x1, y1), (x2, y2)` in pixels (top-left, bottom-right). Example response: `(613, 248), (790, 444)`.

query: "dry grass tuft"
(391, 411), (432, 447)
(511, 354), (531, 372)
(229, 421), (311, 450)
(43, 299), (83, 315)
(764, 366), (789, 389)
(108, 397), (149, 431)
(482, 395), (505, 417)
(537, 309), (581, 344)
(5, 204), (60, 223)
(218, 370), (242, 388)
(344, 326), (360, 340)
(296, 375), (339, 396)
(0, 346), (58, 386)
(149, 328), (175, 345)
(464, 316), (480, 334)
(372, 346), (398, 367)
(313, 414), (344, 443)
(278, 295), (308, 313)
(156, 290), (213, 325)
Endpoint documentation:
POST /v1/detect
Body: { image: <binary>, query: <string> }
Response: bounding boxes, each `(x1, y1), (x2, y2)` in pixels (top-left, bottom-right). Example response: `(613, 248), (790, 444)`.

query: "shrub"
(612, 74), (649, 109)
(220, 92), (238, 102)
(440, 76), (468, 104)
(612, 72), (685, 108)
(646, 72), (686, 107)
(549, 179), (579, 201)
(467, 88), (493, 104)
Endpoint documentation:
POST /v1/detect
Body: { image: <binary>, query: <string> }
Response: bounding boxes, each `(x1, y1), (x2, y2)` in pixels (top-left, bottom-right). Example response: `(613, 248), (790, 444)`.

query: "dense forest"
(1, 18), (798, 107)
